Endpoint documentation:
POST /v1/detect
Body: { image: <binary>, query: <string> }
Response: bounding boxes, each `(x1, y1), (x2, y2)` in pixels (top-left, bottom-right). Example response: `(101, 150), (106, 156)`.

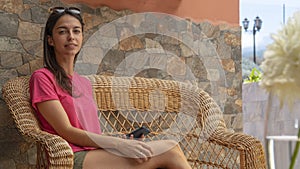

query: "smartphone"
(126, 126), (151, 138)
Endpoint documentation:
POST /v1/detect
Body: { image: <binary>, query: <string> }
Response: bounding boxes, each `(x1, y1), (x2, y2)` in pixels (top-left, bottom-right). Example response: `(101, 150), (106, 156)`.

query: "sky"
(240, 0), (300, 50)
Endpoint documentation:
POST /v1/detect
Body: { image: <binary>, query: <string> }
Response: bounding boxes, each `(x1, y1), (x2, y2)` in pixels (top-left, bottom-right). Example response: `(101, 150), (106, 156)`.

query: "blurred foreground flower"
(260, 11), (300, 169)
(260, 11), (300, 108)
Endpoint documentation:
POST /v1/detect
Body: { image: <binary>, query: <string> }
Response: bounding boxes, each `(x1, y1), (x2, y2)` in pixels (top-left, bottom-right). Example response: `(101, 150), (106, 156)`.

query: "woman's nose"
(68, 31), (75, 40)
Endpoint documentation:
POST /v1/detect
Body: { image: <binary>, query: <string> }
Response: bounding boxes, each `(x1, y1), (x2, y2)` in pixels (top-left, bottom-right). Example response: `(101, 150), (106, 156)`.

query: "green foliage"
(244, 67), (262, 83)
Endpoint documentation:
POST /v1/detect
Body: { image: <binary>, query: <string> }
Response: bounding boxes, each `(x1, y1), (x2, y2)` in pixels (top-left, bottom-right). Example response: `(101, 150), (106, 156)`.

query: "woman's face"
(48, 14), (83, 62)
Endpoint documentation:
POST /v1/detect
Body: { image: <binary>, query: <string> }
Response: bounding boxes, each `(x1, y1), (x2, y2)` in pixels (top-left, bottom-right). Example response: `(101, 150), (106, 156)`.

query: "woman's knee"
(160, 146), (189, 169)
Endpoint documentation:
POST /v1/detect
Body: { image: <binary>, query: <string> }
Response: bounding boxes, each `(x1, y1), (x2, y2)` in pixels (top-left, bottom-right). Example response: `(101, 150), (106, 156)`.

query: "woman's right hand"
(116, 138), (153, 163)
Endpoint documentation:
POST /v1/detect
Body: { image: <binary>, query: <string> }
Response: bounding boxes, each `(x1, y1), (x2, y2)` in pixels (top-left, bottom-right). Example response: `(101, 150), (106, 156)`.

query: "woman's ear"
(47, 35), (54, 46)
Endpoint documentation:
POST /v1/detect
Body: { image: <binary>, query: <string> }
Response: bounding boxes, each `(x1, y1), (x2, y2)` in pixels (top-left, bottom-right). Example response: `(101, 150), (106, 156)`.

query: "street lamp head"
(242, 18), (249, 31)
(242, 16), (262, 64)
(254, 16), (262, 31)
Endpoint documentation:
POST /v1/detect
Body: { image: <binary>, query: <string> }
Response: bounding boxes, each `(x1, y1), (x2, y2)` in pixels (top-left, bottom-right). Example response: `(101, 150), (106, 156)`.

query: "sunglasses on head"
(49, 7), (81, 15)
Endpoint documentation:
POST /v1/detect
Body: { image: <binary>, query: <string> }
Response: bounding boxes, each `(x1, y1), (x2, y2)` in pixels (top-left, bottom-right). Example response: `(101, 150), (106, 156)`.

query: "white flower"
(260, 11), (300, 108)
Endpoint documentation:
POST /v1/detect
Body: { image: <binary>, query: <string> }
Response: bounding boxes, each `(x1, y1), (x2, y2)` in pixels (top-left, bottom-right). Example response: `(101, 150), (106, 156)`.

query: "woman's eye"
(58, 30), (66, 34)
(74, 29), (81, 34)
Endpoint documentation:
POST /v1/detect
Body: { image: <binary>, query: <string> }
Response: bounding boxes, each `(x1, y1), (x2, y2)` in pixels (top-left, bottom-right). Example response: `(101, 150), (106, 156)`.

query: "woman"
(29, 6), (191, 169)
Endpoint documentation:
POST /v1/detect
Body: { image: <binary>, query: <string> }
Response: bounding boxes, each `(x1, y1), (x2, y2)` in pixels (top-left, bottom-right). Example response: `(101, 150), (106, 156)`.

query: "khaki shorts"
(73, 151), (88, 169)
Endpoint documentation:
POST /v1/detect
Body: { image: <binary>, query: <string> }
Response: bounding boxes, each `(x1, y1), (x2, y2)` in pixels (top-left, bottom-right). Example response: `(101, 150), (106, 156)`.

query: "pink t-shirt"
(29, 68), (102, 152)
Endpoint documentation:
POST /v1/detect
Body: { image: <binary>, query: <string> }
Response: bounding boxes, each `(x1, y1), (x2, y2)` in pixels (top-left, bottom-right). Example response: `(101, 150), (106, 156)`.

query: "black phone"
(126, 126), (151, 138)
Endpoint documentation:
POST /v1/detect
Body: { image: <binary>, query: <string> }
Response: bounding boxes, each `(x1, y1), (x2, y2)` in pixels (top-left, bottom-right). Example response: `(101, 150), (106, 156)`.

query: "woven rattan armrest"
(30, 130), (74, 168)
(2, 76), (73, 168)
(208, 129), (266, 168)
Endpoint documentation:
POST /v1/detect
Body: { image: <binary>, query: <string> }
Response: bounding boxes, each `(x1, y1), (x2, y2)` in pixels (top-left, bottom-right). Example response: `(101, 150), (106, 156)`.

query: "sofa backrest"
(86, 75), (226, 141)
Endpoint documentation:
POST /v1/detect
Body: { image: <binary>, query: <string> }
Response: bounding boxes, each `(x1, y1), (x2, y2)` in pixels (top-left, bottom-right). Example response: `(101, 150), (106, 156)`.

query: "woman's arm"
(36, 100), (153, 160)
(37, 100), (120, 148)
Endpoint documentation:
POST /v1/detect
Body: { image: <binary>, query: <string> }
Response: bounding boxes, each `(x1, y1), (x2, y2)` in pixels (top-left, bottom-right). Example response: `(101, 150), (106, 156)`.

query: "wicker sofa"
(2, 75), (266, 168)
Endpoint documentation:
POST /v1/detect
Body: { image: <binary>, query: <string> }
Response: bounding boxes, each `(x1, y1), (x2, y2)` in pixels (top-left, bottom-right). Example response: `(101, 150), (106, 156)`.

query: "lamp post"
(242, 16), (263, 64)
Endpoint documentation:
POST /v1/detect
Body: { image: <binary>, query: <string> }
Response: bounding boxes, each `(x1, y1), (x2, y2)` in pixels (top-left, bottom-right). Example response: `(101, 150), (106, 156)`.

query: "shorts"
(73, 151), (88, 169)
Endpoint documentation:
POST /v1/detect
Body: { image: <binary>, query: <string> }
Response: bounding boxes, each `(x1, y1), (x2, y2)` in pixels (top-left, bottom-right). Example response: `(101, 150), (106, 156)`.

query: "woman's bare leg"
(83, 140), (191, 169)
(146, 140), (191, 169)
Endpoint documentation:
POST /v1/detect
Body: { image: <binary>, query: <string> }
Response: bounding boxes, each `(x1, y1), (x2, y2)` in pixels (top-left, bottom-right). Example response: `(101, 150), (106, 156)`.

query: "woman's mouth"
(65, 44), (77, 49)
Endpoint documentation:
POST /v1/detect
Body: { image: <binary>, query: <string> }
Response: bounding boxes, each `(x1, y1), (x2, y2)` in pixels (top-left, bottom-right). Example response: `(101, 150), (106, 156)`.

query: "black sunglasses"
(49, 7), (81, 15)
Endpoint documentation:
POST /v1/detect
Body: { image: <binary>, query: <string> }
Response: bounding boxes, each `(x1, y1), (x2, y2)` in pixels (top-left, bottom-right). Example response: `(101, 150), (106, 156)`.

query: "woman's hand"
(116, 138), (153, 163)
(127, 134), (145, 141)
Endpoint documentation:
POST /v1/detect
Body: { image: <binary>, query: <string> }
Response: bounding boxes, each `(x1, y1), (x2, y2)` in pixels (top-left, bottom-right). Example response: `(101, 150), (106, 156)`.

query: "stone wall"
(0, 0), (242, 168)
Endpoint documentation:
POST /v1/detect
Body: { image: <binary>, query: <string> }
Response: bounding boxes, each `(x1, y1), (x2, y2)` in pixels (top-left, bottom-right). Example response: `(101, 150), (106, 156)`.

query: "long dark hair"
(43, 8), (84, 95)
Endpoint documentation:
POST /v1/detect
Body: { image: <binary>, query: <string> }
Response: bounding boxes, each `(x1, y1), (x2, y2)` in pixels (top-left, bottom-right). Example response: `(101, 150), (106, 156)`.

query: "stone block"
(167, 57), (186, 76)
(22, 54), (36, 65)
(186, 56), (207, 80)
(18, 22), (42, 41)
(149, 53), (168, 70)
(0, 141), (20, 160)
(19, 6), (32, 22)
(161, 43), (180, 56)
(0, 37), (25, 53)
(101, 49), (125, 73)
(100, 6), (124, 22)
(29, 58), (43, 73)
(81, 46), (104, 64)
(207, 69), (220, 81)
(119, 36), (143, 51)
(0, 13), (18, 37)
(0, 100), (14, 127)
(217, 41), (232, 59)
(22, 40), (43, 57)
(0, 127), (23, 143)
(82, 13), (105, 30)
(224, 32), (240, 47)
(221, 59), (235, 72)
(180, 43), (193, 57)
(0, 51), (23, 68)
(199, 21), (219, 38)
(145, 38), (164, 53)
(17, 63), (31, 76)
(0, 69), (18, 91)
(159, 36), (180, 45)
(31, 6), (48, 24)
